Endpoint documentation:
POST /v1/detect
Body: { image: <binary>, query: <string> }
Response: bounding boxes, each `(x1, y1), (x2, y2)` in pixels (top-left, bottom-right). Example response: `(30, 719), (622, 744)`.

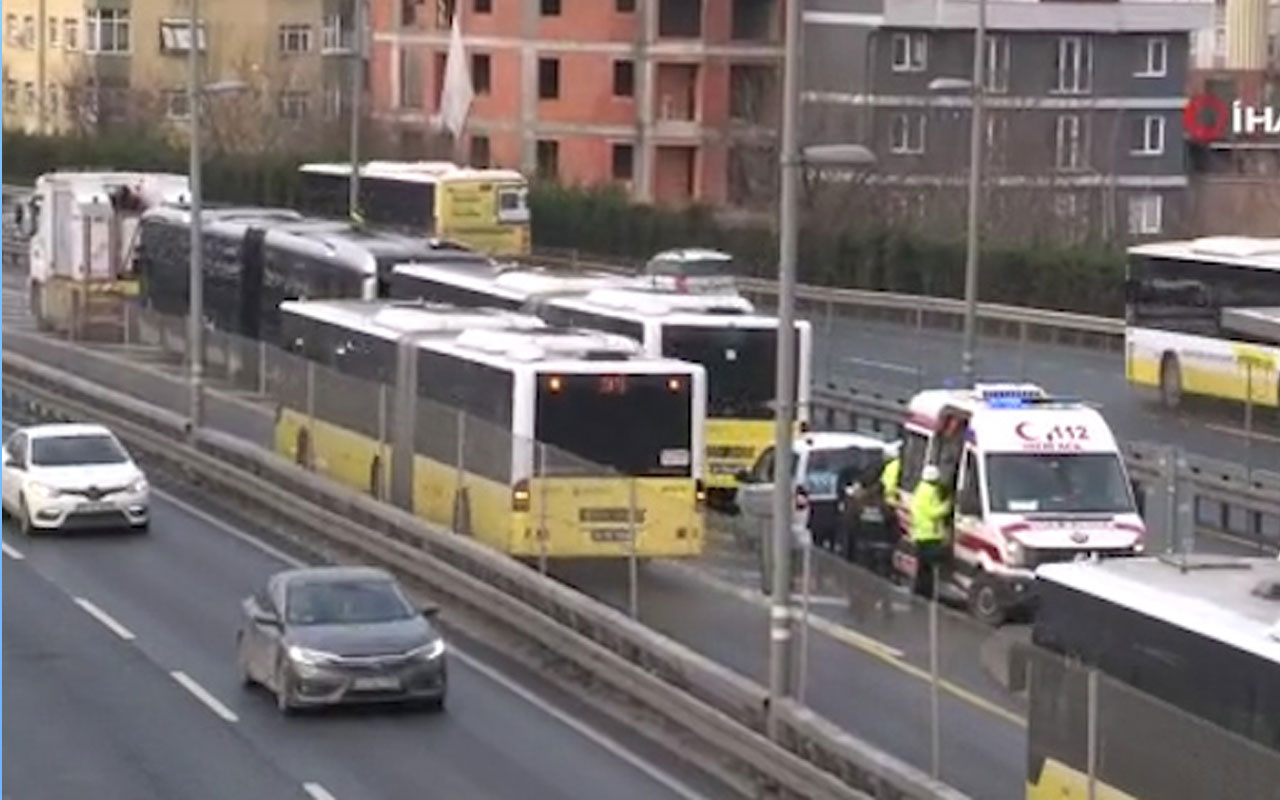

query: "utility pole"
(960, 0), (987, 386)
(187, 0), (205, 433)
(348, 0), (366, 222)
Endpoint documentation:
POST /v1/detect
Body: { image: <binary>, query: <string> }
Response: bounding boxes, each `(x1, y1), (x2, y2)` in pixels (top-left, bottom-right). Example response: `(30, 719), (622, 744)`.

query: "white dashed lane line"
(73, 596), (137, 641)
(170, 670), (241, 723)
(302, 782), (339, 800)
(2, 541), (26, 559)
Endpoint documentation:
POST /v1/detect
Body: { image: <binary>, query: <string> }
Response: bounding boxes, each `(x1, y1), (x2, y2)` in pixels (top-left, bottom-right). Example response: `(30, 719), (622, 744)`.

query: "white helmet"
(885, 440), (902, 459)
(921, 464), (941, 482)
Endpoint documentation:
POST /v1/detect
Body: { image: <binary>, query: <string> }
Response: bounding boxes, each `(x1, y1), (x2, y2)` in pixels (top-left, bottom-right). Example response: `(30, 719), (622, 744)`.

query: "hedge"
(3, 132), (1126, 316)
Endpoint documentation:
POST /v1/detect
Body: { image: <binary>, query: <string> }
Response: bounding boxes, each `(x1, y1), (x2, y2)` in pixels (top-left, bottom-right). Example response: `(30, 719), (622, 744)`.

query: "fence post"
(1174, 447), (1195, 557)
(795, 539), (813, 705)
(390, 336), (418, 513)
(1017, 321), (1028, 380)
(454, 408), (467, 534)
(375, 382), (388, 502)
(537, 442), (549, 575)
(1086, 667), (1099, 800)
(929, 563), (941, 780)
(258, 339), (268, 396)
(1161, 445), (1178, 555)
(627, 477), (639, 620)
(305, 362), (316, 467)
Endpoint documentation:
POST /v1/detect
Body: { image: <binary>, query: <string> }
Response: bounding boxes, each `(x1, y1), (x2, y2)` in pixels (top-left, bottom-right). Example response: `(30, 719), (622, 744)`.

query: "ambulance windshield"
(985, 453), (1134, 515)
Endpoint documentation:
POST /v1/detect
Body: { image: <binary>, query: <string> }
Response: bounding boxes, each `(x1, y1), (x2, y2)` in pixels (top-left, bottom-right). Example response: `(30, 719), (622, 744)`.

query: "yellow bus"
(388, 261), (813, 509)
(275, 299), (708, 559)
(296, 161), (531, 257)
(1125, 236), (1280, 410)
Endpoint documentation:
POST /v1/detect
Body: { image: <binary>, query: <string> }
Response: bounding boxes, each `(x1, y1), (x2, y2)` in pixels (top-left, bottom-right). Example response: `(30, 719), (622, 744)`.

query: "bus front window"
(662, 326), (799, 420)
(496, 187), (530, 224)
(985, 453), (1135, 515)
(534, 374), (693, 477)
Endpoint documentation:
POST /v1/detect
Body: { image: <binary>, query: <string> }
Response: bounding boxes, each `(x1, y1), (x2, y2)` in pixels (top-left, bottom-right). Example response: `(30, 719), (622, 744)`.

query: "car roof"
(276, 566), (397, 586)
(796, 431), (890, 453)
(19, 423), (116, 440)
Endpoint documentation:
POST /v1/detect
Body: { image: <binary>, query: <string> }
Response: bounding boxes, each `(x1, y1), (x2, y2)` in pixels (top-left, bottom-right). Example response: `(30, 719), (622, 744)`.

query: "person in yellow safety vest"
(880, 453), (901, 505)
(909, 464), (952, 593)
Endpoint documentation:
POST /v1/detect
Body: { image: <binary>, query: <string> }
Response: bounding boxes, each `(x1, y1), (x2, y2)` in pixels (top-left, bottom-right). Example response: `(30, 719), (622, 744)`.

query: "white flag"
(435, 9), (474, 138)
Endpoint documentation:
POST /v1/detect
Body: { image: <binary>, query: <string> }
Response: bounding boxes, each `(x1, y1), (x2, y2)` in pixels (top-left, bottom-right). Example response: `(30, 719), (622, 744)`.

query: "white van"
(890, 383), (1146, 624)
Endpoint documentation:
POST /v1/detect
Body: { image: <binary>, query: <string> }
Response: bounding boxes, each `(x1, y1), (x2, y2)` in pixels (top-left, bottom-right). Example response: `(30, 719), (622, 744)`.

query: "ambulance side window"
(900, 430), (930, 493)
(958, 450), (982, 516)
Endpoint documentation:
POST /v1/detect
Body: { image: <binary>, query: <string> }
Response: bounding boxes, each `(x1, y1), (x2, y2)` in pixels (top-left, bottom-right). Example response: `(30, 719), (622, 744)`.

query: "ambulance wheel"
(1159, 354), (1182, 410)
(968, 575), (1007, 627)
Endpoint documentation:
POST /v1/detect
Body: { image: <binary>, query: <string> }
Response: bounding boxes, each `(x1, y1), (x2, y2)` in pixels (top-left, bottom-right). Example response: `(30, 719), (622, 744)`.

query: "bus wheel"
(968, 575), (1007, 627)
(1159, 354), (1182, 410)
(452, 489), (472, 537)
(369, 456), (384, 499)
(295, 429), (312, 470)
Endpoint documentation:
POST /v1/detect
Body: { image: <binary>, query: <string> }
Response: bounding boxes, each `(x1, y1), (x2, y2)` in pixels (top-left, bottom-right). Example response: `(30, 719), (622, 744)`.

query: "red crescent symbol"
(1183, 94), (1229, 144)
(1015, 422), (1035, 441)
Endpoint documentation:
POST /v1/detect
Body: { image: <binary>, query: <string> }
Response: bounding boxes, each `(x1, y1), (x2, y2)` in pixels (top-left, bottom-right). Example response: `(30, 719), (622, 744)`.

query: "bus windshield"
(662, 325), (793, 419)
(535, 374), (693, 477)
(985, 452), (1134, 515)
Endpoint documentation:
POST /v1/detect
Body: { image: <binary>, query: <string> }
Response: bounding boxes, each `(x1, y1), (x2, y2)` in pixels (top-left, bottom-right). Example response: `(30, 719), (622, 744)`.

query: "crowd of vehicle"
(5, 167), (1279, 800)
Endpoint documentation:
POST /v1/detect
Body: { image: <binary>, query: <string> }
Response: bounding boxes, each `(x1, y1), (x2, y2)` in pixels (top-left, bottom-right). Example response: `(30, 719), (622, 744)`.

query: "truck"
(14, 171), (190, 339)
(888, 383), (1147, 625)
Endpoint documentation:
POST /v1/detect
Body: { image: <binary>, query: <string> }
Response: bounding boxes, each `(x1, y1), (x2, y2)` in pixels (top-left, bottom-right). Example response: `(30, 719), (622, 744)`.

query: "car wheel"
(1159, 354), (1182, 410)
(274, 663), (296, 715)
(968, 575), (1007, 627)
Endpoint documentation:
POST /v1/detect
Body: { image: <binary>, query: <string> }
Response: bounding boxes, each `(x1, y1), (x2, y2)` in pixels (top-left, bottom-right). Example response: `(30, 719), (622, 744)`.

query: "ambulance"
(889, 383), (1146, 625)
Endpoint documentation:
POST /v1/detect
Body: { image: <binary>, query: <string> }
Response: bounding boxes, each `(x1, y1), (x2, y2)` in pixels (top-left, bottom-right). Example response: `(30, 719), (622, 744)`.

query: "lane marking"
(170, 670), (240, 723)
(453, 650), (710, 800)
(73, 597), (137, 641)
(302, 783), (338, 800)
(151, 491), (712, 798)
(843, 356), (923, 376)
(2, 541), (25, 560)
(1204, 422), (1280, 446)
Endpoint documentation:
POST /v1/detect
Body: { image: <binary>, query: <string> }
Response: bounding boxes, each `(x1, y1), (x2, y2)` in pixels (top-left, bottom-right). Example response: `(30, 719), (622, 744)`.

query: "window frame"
(1137, 36), (1168, 78)
(891, 31), (927, 73)
(1128, 193), (1163, 236)
(1054, 35), (1092, 94)
(277, 23), (312, 55)
(890, 112), (926, 155)
(1131, 114), (1165, 156)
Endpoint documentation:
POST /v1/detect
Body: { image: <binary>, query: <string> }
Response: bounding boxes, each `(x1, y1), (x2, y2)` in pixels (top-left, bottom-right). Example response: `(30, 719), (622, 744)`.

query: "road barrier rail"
(1, 346), (969, 800)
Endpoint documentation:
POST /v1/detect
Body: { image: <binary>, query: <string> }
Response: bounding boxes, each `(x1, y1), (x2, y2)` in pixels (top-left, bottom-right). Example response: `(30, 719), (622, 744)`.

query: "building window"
(277, 91), (309, 119)
(472, 53), (491, 94)
(617, 0), (636, 10)
(984, 113), (1008, 168)
(536, 139), (559, 179)
(470, 134), (490, 167)
(23, 82), (36, 111)
(984, 35), (1010, 93)
(5, 16), (16, 47)
(891, 32), (927, 72)
(323, 86), (343, 118)
(162, 89), (190, 119)
(613, 60), (635, 97)
(159, 19), (207, 54)
(3, 80), (16, 110)
(64, 18), (78, 50)
(474, 0), (492, 13)
(1055, 114), (1085, 170)
(540, 0), (561, 15)
(49, 17), (59, 48)
(22, 16), (34, 48)
(611, 143), (634, 180)
(1128, 193), (1162, 235)
(1137, 37), (1167, 77)
(322, 15), (348, 52)
(1131, 114), (1165, 155)
(47, 83), (60, 115)
(278, 24), (312, 54)
(1054, 36), (1091, 94)
(85, 10), (130, 53)
(538, 57), (560, 99)
(890, 113), (926, 154)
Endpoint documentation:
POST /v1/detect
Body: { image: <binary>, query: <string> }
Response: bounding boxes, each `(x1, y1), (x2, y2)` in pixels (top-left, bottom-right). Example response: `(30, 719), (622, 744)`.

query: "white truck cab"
(891, 383), (1146, 624)
(17, 171), (189, 337)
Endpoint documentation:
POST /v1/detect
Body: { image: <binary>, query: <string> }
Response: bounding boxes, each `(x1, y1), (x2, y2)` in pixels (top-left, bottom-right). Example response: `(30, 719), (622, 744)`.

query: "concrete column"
(634, 0), (658, 201)
(520, 0), (538, 174)
(1225, 0), (1268, 71)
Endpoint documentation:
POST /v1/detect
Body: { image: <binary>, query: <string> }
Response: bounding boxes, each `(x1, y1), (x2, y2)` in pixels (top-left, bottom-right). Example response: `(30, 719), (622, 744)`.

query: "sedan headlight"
(287, 645), (338, 666)
(408, 638), (446, 661)
(128, 477), (149, 494)
(25, 481), (59, 498)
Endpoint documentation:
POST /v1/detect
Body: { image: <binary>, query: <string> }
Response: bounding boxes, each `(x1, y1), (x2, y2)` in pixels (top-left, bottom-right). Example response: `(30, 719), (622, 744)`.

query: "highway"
(1, 478), (734, 800)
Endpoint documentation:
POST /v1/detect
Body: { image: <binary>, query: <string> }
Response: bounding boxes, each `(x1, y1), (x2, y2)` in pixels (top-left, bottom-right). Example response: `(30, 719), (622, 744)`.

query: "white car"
(1, 423), (150, 534)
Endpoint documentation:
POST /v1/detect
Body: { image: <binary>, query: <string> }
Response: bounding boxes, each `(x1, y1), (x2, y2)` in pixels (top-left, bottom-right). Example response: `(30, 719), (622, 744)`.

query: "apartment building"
(2, 0), (338, 141)
(804, 0), (1213, 242)
(370, 0), (784, 205)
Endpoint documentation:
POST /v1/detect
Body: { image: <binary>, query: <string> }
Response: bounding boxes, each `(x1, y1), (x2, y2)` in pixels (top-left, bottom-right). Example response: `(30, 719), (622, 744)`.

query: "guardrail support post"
(929, 564), (941, 779)
(628, 478), (639, 620)
(1086, 667), (1099, 800)
(390, 336), (417, 512)
(1174, 448), (1194, 556)
(537, 442), (549, 575)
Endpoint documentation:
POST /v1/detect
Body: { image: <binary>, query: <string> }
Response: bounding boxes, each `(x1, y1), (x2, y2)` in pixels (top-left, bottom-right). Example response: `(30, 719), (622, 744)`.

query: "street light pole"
(960, 0), (987, 387)
(348, 0), (365, 222)
(767, 0), (803, 738)
(187, 0), (204, 433)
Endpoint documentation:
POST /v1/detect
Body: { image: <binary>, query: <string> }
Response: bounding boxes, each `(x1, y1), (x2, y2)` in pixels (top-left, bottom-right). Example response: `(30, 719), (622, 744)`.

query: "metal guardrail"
(807, 384), (1280, 554)
(1, 348), (968, 800)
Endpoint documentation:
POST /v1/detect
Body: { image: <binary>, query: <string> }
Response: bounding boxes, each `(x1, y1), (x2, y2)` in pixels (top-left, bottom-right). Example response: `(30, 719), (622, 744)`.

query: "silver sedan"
(236, 566), (447, 714)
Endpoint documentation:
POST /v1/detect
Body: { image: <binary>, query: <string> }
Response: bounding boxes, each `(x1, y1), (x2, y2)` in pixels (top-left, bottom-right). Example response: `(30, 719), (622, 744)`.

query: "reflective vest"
(910, 479), (952, 544)
(880, 457), (901, 499)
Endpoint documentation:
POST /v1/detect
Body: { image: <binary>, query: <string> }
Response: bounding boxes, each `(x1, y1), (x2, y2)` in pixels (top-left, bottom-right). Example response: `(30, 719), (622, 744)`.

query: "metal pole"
(929, 563), (941, 779)
(187, 0), (205, 434)
(767, 0), (803, 738)
(796, 540), (812, 704)
(628, 478), (639, 620)
(1086, 667), (1099, 800)
(960, 0), (987, 387)
(537, 443), (549, 575)
(348, 0), (365, 221)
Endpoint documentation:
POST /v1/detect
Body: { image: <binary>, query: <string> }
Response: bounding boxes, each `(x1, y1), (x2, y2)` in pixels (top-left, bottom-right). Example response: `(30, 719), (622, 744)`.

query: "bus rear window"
(534, 374), (694, 477)
(662, 326), (799, 419)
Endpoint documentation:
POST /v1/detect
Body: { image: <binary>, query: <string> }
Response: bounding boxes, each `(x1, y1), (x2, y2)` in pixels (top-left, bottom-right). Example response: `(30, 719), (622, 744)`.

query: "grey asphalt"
(1, 494), (731, 800)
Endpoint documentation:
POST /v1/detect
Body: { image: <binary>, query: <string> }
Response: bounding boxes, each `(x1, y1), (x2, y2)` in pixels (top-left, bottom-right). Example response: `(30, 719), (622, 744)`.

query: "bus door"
(238, 227), (266, 340)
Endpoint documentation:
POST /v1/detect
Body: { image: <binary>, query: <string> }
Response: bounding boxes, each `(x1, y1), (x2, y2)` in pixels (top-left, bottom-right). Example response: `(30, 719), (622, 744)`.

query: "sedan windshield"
(285, 579), (415, 626)
(985, 453), (1135, 515)
(30, 434), (129, 467)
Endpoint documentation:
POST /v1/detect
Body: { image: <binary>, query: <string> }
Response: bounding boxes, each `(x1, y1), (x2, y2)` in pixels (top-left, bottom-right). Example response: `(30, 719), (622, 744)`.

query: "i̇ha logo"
(1183, 94), (1280, 143)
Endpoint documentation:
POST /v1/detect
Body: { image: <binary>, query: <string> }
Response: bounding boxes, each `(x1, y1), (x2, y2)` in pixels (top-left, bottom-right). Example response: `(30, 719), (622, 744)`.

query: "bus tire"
(968, 574), (1007, 627)
(369, 456), (384, 499)
(295, 428), (312, 470)
(1159, 353), (1182, 410)
(452, 489), (472, 537)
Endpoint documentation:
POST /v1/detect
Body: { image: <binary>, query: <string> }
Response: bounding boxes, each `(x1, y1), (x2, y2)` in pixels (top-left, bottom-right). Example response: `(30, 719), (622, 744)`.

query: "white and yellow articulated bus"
(296, 161), (531, 257)
(1125, 236), (1280, 411)
(387, 260), (814, 509)
(275, 298), (708, 559)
